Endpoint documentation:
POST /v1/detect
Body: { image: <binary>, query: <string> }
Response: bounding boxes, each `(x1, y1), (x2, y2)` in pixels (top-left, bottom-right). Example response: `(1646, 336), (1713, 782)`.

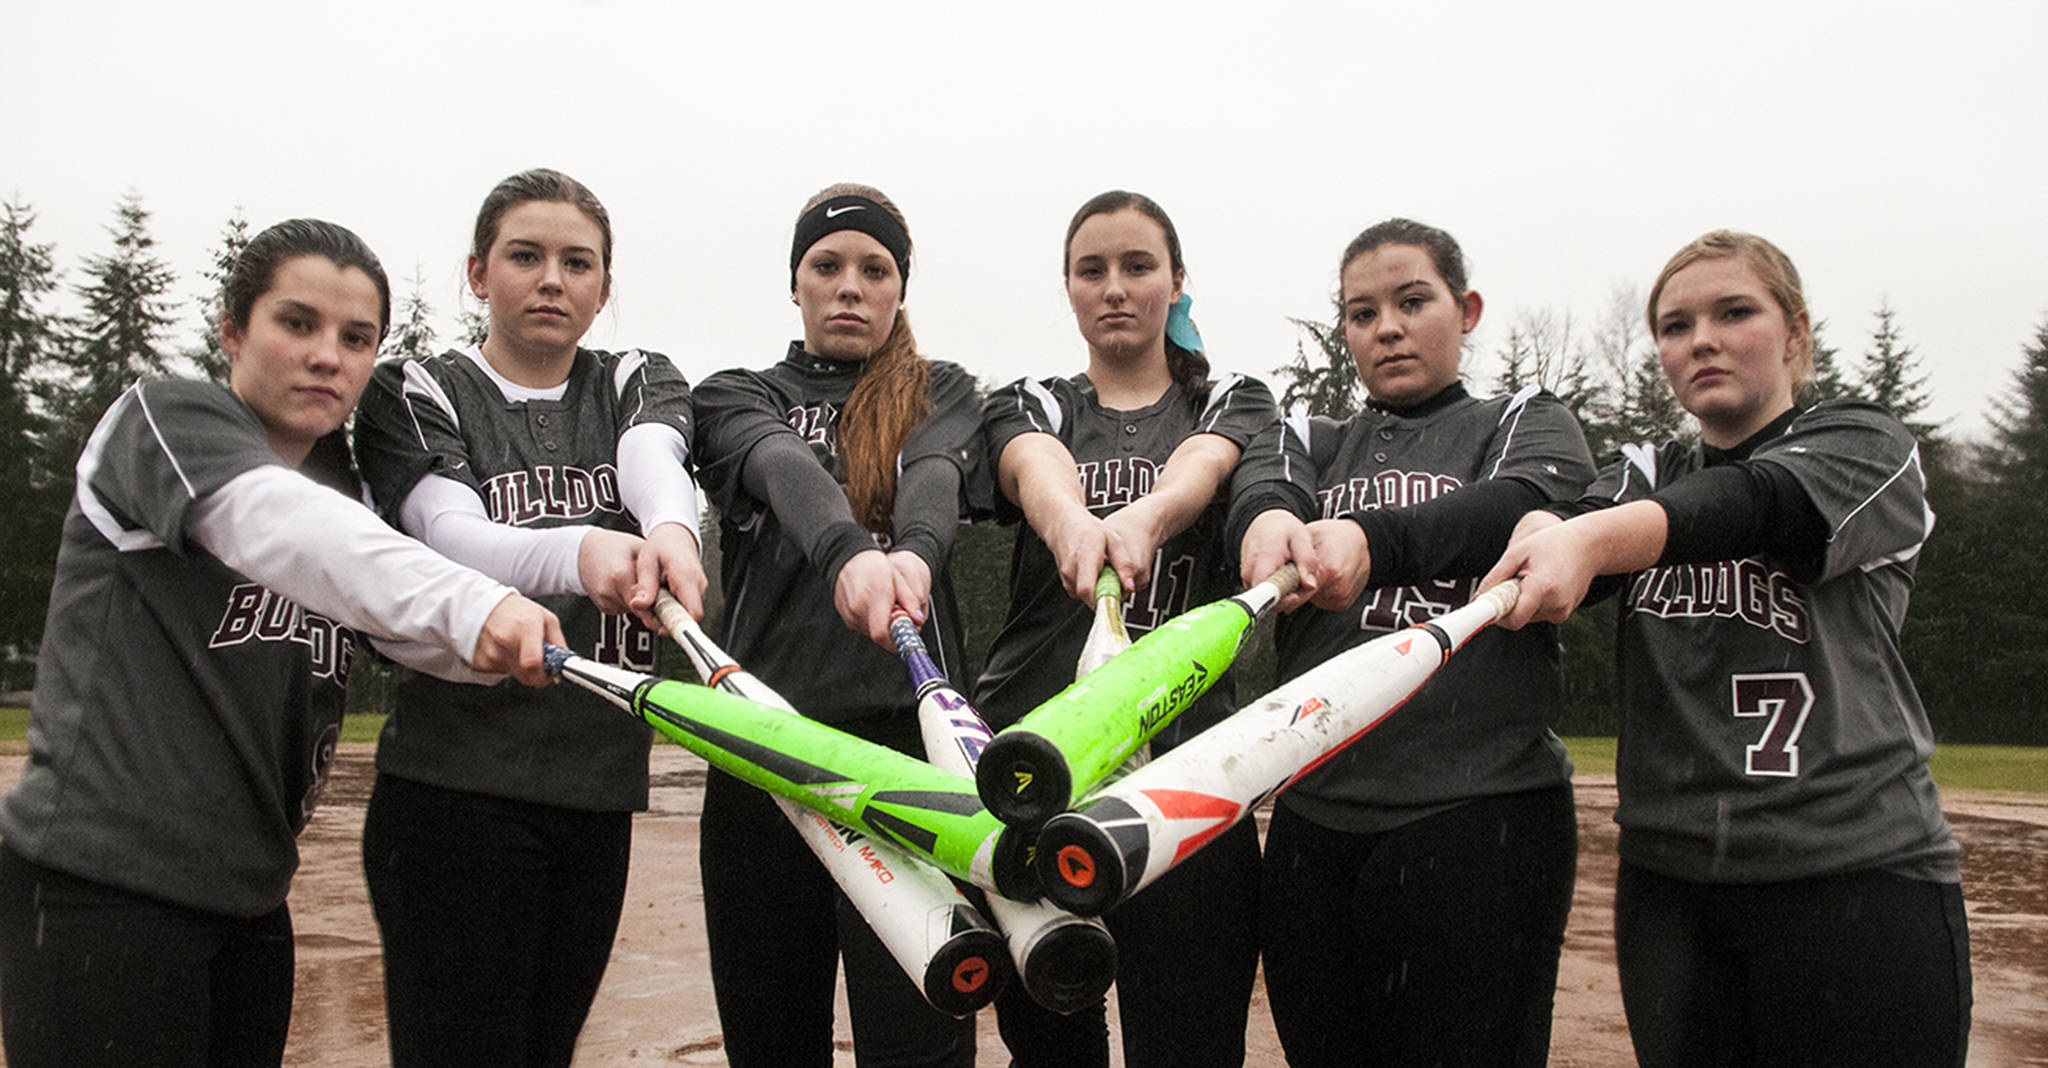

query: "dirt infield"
(3, 746), (2044, 1065)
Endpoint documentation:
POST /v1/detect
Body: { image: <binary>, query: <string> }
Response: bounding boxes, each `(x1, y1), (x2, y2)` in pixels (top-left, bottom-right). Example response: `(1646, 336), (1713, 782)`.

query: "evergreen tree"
(1802, 318), (1854, 404)
(1857, 301), (1940, 443)
(1986, 318), (2048, 492)
(458, 301), (490, 348)
(1900, 318), (2048, 744)
(1272, 316), (1359, 418)
(382, 267), (439, 361)
(0, 198), (68, 688)
(187, 210), (250, 382)
(49, 192), (179, 460)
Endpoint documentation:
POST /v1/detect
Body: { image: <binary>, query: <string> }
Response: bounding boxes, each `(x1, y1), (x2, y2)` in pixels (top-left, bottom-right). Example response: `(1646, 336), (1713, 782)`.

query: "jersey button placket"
(1122, 422), (1138, 453)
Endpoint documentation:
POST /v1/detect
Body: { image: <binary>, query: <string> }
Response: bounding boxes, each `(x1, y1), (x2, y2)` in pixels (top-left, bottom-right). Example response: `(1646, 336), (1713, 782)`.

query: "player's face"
(1065, 209), (1182, 367)
(468, 200), (609, 359)
(1341, 244), (1481, 406)
(1654, 257), (1807, 447)
(794, 230), (903, 362)
(223, 255), (382, 464)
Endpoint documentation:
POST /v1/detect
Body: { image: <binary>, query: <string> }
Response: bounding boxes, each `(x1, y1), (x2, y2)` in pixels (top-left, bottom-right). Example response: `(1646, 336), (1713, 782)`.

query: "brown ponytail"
(797, 183), (930, 533)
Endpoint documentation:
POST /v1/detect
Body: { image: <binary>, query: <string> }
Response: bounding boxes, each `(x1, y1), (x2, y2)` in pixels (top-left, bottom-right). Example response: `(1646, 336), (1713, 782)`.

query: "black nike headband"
(789, 195), (912, 296)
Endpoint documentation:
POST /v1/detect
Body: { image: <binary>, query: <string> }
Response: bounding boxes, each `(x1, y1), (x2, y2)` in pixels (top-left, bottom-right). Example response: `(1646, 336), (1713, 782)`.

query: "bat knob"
(976, 730), (1072, 827)
(1017, 918), (1118, 1014)
(1033, 805), (1136, 917)
(920, 922), (1011, 1017)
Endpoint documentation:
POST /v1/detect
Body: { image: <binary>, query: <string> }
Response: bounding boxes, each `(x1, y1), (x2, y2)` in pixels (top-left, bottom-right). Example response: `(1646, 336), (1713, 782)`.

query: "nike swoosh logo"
(825, 205), (864, 218)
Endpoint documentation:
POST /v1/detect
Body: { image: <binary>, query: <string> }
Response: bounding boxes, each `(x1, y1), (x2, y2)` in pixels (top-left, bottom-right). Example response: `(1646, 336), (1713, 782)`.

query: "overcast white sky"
(10, 0), (2045, 438)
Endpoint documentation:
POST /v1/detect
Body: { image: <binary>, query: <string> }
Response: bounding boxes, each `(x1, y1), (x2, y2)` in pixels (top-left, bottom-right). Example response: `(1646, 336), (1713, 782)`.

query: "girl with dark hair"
(689, 183), (982, 1066)
(975, 190), (1277, 1067)
(0, 218), (561, 1066)
(1228, 218), (1593, 1066)
(352, 168), (705, 1066)
(1483, 230), (1970, 1067)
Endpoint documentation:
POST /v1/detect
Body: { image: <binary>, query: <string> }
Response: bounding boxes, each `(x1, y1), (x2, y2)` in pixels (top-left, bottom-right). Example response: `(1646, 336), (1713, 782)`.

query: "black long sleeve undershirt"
(1650, 461), (1828, 582)
(1349, 477), (1549, 586)
(738, 433), (875, 583)
(889, 456), (963, 574)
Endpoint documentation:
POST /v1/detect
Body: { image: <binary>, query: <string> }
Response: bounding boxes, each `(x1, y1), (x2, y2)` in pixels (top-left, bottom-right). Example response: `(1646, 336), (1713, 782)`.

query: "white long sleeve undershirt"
(189, 465), (516, 684)
(395, 422), (702, 595)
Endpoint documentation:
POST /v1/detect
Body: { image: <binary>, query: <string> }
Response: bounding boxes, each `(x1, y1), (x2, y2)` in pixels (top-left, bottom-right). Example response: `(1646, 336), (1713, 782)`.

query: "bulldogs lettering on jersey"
(1325, 467), (1475, 633)
(1081, 457), (1159, 511)
(481, 464), (623, 525)
(787, 401), (839, 449)
(1626, 558), (1810, 642)
(209, 582), (356, 685)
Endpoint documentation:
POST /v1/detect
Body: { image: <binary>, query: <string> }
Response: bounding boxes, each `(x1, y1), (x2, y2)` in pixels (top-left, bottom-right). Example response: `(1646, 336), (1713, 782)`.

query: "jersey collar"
(783, 340), (865, 377)
(1365, 380), (1468, 418)
(1703, 405), (1803, 465)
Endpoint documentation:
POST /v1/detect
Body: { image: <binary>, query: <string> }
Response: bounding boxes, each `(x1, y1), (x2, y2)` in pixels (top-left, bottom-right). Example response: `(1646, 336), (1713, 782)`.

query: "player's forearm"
(1350, 477), (1548, 586)
(1564, 499), (1669, 576)
(616, 422), (702, 545)
(1125, 434), (1240, 544)
(399, 474), (593, 596)
(191, 467), (514, 663)
(889, 456), (962, 573)
(739, 432), (875, 580)
(1000, 433), (1092, 537)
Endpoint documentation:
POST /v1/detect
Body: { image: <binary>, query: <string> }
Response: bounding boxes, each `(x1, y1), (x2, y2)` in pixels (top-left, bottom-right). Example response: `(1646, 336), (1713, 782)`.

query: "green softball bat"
(543, 645), (1035, 899)
(975, 564), (1300, 827)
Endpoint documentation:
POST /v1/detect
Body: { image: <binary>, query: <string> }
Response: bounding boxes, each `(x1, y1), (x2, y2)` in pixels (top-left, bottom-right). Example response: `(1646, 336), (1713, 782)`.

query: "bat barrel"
(977, 729), (1074, 827)
(1033, 800), (1143, 916)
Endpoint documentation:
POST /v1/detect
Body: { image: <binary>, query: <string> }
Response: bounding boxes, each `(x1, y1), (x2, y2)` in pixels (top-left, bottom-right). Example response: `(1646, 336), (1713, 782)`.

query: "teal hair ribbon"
(1165, 292), (1204, 354)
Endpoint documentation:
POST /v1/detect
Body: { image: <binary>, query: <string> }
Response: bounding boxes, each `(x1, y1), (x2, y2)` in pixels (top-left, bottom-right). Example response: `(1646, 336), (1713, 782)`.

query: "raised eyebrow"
(272, 298), (320, 319)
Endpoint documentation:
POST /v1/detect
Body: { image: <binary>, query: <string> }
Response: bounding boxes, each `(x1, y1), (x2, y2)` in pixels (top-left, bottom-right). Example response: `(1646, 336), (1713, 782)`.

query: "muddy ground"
(4, 746), (2043, 1065)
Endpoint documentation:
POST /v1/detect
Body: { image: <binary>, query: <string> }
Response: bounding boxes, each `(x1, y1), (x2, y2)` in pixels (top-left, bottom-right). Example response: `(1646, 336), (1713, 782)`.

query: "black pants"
(1260, 784), (1578, 1068)
(1615, 861), (1971, 1067)
(0, 844), (294, 1066)
(700, 763), (976, 1067)
(992, 815), (1261, 1068)
(361, 773), (632, 1068)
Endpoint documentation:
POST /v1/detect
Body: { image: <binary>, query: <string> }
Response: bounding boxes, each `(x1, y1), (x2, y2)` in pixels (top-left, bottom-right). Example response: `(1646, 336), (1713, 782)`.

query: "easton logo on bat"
(1137, 661), (1211, 733)
(1142, 788), (1242, 864)
(952, 957), (991, 994)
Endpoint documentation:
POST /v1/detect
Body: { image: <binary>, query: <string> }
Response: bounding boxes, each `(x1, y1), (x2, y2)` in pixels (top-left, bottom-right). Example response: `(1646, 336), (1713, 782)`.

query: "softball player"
(689, 183), (981, 1067)
(975, 190), (1276, 1068)
(0, 219), (558, 1066)
(1230, 219), (1594, 1067)
(1484, 230), (1970, 1067)
(351, 170), (704, 1067)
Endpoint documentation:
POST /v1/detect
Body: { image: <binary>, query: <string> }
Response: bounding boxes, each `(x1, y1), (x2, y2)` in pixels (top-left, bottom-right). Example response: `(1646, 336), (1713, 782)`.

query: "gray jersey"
(353, 347), (692, 811)
(1598, 400), (1959, 883)
(1230, 384), (1594, 832)
(692, 345), (982, 727)
(974, 372), (1277, 747)
(1, 380), (357, 916)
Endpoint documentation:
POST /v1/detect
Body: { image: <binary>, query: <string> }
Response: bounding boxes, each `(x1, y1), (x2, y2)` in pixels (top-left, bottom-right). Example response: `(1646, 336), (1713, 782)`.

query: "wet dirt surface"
(1, 747), (2041, 1065)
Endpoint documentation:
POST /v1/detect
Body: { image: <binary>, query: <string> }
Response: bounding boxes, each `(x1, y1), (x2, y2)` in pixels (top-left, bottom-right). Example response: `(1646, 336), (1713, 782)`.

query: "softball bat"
(653, 593), (1007, 1016)
(975, 564), (1300, 827)
(891, 610), (1116, 1014)
(1035, 580), (1521, 916)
